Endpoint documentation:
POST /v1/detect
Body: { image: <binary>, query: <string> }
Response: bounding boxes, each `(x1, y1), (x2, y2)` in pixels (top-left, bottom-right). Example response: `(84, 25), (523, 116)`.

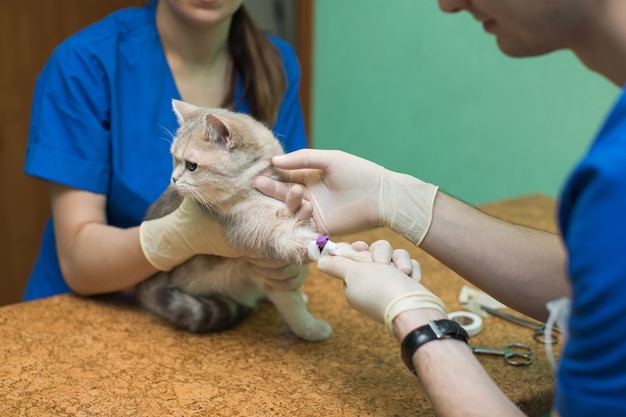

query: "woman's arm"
(50, 184), (158, 295)
(51, 183), (313, 295)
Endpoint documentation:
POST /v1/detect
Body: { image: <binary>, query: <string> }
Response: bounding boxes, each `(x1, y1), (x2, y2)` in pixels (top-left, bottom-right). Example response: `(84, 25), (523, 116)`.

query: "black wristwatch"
(401, 319), (469, 376)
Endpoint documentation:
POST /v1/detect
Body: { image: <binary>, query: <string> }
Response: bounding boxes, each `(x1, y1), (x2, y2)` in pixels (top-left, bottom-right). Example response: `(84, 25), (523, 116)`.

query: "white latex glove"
(317, 240), (445, 330)
(248, 260), (309, 291)
(255, 149), (439, 245)
(139, 197), (245, 271)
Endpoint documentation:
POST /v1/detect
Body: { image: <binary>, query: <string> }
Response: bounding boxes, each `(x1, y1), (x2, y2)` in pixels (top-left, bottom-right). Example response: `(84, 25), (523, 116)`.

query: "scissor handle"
(533, 325), (560, 345)
(503, 342), (533, 366)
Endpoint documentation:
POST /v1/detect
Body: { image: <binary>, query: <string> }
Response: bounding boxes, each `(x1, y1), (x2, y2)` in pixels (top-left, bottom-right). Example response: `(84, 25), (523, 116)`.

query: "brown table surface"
(0, 194), (558, 417)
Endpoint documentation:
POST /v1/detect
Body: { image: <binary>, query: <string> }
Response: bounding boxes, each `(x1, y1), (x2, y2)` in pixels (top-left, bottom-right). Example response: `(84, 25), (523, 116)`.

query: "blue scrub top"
(556, 87), (626, 415)
(23, 0), (307, 301)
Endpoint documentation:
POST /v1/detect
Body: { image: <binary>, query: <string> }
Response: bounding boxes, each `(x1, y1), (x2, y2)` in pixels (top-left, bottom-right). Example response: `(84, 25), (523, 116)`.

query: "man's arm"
(421, 193), (570, 321)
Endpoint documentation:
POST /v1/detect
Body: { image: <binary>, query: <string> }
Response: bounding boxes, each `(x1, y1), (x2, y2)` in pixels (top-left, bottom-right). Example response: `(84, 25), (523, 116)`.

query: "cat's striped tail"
(137, 278), (253, 333)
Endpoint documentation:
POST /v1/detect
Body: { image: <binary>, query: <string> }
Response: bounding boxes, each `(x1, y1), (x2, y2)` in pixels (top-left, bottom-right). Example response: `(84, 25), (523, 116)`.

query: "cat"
(135, 99), (332, 342)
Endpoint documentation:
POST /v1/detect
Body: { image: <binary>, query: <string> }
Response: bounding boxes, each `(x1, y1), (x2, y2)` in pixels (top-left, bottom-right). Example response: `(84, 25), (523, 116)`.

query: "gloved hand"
(381, 169), (439, 246)
(248, 258), (309, 291)
(317, 240), (445, 334)
(139, 197), (245, 271)
(255, 149), (439, 245)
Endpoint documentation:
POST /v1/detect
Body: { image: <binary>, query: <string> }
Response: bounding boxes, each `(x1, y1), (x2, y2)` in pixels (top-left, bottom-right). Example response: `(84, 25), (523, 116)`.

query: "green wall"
(310, 1), (618, 205)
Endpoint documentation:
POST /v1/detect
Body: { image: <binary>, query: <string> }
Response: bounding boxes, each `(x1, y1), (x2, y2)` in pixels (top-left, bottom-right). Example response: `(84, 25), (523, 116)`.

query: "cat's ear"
(171, 99), (197, 125)
(205, 114), (235, 149)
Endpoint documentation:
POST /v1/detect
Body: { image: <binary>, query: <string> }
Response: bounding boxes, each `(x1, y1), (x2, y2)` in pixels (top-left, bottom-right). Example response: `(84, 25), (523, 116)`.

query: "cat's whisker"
(272, 131), (286, 141)
(156, 136), (174, 145)
(156, 123), (176, 145)
(196, 185), (227, 206)
(190, 188), (221, 212)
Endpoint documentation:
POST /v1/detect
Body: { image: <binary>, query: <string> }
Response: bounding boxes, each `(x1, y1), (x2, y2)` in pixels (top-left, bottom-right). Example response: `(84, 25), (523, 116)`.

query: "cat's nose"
(172, 176), (178, 183)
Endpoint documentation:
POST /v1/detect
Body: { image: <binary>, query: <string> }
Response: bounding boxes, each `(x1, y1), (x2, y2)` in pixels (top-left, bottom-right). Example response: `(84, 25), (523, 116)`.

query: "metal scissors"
(471, 342), (533, 366)
(480, 305), (560, 345)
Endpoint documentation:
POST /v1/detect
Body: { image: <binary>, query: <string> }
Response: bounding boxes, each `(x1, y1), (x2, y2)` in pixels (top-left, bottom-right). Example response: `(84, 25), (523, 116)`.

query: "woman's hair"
(226, 5), (287, 127)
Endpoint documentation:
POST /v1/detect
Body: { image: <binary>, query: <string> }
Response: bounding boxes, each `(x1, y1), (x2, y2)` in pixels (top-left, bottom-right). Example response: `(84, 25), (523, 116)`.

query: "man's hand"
(317, 240), (437, 325)
(255, 149), (438, 245)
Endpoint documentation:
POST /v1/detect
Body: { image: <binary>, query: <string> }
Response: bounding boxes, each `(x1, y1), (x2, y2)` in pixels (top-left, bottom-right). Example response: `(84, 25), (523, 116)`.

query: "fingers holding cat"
(255, 149), (384, 236)
(284, 184), (314, 223)
(256, 149), (439, 247)
(248, 260), (308, 291)
(257, 164), (313, 224)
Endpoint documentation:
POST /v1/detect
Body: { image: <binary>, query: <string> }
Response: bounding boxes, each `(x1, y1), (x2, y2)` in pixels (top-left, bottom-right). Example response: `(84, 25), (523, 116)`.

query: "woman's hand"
(247, 258), (308, 291)
(139, 198), (247, 271)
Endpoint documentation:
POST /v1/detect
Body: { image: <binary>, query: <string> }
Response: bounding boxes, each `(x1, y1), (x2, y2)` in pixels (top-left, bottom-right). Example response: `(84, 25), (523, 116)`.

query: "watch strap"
(401, 319), (469, 375)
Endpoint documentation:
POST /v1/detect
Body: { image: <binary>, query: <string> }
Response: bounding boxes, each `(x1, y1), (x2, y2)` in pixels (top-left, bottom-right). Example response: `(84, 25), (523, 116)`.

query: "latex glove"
(317, 240), (445, 330)
(255, 149), (439, 245)
(139, 197), (245, 271)
(249, 259), (309, 291)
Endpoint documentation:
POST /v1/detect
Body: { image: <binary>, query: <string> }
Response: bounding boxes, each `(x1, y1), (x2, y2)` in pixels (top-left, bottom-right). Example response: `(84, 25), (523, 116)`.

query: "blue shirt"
(23, 1), (307, 301)
(556, 88), (626, 415)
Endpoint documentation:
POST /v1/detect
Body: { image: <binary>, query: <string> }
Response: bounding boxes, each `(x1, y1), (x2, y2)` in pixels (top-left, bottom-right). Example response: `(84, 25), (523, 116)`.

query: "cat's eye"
(186, 161), (197, 172)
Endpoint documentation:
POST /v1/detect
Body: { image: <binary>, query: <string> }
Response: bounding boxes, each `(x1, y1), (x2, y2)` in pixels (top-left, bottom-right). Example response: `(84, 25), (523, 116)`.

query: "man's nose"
(438, 0), (471, 13)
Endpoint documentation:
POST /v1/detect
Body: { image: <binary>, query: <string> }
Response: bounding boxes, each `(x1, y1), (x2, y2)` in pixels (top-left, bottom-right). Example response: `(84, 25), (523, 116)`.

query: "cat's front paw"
(292, 318), (332, 342)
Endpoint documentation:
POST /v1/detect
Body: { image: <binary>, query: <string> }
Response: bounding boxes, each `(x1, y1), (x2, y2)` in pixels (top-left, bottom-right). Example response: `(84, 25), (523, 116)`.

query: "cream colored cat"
(136, 100), (331, 341)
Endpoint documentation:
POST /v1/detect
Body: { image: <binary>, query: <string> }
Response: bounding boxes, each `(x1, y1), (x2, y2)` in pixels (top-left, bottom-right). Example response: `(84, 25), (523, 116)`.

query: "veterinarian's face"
(161, 0), (244, 28)
(437, 0), (592, 57)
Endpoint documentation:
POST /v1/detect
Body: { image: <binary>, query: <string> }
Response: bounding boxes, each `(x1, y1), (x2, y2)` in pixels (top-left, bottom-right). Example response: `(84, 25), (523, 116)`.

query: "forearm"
(393, 309), (525, 417)
(420, 193), (570, 321)
(60, 224), (158, 295)
(415, 339), (525, 417)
